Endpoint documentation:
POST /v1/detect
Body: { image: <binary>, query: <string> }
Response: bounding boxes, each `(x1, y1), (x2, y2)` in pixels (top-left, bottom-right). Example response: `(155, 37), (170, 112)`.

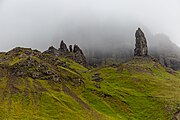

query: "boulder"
(95, 84), (101, 89)
(92, 73), (102, 82)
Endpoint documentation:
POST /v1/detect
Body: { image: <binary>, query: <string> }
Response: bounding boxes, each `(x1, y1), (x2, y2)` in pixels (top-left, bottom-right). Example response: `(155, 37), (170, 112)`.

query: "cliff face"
(149, 34), (180, 70)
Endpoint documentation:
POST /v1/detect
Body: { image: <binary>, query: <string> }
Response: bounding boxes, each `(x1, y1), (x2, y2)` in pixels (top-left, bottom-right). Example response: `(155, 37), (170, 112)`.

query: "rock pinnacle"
(134, 28), (148, 56)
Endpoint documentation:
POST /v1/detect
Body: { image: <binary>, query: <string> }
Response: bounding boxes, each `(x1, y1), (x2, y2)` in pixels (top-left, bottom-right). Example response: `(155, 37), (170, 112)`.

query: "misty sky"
(0, 0), (179, 51)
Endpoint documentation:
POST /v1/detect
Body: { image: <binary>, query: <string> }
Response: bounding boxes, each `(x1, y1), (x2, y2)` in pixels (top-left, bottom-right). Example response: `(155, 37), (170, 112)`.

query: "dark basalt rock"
(134, 28), (148, 56)
(59, 40), (69, 53)
(92, 73), (102, 82)
(69, 45), (73, 52)
(73, 45), (83, 54)
(92, 76), (102, 82)
(159, 56), (180, 71)
(72, 44), (87, 66)
(95, 84), (101, 89)
(44, 41), (87, 67)
(43, 46), (59, 56)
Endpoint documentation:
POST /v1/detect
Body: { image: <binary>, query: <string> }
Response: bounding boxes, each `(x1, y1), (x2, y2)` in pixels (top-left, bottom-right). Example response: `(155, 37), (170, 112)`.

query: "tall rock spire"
(59, 40), (69, 53)
(69, 45), (73, 52)
(134, 28), (148, 56)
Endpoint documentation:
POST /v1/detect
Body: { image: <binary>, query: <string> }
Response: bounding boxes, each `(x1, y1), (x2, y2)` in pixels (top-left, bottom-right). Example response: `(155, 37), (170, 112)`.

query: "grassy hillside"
(0, 48), (179, 120)
(80, 57), (180, 120)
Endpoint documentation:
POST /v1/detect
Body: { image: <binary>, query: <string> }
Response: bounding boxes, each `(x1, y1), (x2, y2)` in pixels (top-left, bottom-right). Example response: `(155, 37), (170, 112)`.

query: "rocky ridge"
(44, 40), (87, 67)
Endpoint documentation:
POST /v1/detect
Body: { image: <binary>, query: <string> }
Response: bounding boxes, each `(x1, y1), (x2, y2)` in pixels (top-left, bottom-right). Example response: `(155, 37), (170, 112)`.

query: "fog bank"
(0, 0), (179, 51)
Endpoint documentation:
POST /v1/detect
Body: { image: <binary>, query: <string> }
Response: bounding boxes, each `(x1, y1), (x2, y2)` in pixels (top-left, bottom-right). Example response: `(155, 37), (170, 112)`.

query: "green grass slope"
(0, 48), (108, 120)
(79, 57), (180, 120)
(0, 48), (179, 120)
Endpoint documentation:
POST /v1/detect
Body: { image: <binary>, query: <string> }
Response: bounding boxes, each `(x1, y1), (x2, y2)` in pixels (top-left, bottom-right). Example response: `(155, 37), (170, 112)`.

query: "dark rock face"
(159, 56), (180, 70)
(134, 28), (148, 56)
(73, 45), (83, 54)
(92, 73), (102, 82)
(43, 41), (87, 67)
(72, 45), (87, 66)
(59, 40), (69, 53)
(69, 45), (73, 52)
(43, 46), (59, 56)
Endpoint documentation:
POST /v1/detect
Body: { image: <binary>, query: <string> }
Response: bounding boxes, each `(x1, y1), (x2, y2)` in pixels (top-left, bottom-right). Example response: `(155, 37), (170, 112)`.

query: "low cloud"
(0, 0), (179, 52)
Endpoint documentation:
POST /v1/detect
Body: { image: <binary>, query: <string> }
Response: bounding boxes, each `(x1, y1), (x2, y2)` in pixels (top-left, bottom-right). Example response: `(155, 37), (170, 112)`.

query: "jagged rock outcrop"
(59, 40), (69, 53)
(69, 45), (73, 52)
(43, 46), (59, 56)
(72, 44), (87, 67)
(73, 45), (83, 54)
(134, 28), (148, 56)
(43, 40), (87, 67)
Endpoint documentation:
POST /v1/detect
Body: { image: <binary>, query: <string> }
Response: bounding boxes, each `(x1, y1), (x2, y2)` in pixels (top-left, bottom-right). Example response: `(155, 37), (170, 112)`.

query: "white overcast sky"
(0, 0), (179, 51)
